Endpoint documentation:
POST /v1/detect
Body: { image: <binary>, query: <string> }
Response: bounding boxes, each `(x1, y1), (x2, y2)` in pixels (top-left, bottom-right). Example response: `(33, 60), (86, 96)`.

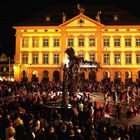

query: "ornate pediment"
(59, 14), (104, 27)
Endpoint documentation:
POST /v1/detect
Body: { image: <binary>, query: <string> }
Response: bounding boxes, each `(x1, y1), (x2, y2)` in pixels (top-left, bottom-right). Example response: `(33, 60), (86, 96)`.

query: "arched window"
(114, 71), (121, 84)
(80, 71), (85, 81)
(137, 71), (140, 79)
(42, 70), (49, 83)
(103, 71), (110, 82)
(53, 70), (60, 81)
(21, 70), (28, 83)
(125, 71), (132, 85)
(31, 70), (38, 82)
(89, 71), (96, 81)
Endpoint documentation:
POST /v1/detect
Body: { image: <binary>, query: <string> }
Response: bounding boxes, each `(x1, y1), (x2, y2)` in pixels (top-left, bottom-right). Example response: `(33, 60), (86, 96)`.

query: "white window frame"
(33, 38), (39, 47)
(22, 53), (28, 64)
(43, 54), (49, 64)
(89, 53), (95, 62)
(54, 54), (59, 64)
(79, 52), (84, 60)
(32, 54), (38, 64)
(125, 54), (131, 64)
(103, 54), (110, 64)
(43, 38), (49, 47)
(78, 38), (84, 47)
(136, 38), (140, 46)
(114, 38), (120, 47)
(103, 38), (109, 47)
(114, 54), (121, 64)
(54, 39), (59, 47)
(22, 38), (29, 48)
(89, 38), (95, 46)
(125, 38), (131, 47)
(136, 54), (140, 64)
(67, 38), (74, 47)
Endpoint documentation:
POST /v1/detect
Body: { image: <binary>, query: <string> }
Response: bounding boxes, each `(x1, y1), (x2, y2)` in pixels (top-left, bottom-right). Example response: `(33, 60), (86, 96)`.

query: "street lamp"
(8, 57), (10, 80)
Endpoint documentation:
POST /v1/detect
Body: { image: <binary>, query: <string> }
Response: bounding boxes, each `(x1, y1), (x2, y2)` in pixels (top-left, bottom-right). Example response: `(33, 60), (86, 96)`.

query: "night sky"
(0, 0), (139, 57)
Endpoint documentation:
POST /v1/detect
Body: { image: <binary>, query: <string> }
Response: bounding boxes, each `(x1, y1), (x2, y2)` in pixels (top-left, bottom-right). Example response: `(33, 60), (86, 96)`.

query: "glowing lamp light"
(80, 64), (96, 68)
(63, 54), (69, 67)
(13, 65), (17, 70)
(0, 77), (3, 81)
(10, 77), (14, 82)
(63, 59), (69, 67)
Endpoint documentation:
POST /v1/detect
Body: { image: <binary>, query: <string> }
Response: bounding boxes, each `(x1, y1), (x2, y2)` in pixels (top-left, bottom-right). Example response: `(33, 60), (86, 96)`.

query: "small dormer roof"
(15, 4), (140, 26)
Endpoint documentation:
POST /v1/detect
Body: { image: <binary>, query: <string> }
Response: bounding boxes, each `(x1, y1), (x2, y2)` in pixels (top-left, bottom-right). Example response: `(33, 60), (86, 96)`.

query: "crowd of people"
(0, 79), (140, 140)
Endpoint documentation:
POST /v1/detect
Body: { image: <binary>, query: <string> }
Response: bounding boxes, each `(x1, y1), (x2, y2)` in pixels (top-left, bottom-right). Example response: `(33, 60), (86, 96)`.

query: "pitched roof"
(16, 3), (140, 26)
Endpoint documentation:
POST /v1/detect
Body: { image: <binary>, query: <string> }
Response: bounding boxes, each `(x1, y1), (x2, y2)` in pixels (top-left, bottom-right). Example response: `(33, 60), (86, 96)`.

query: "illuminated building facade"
(0, 53), (14, 81)
(13, 4), (140, 83)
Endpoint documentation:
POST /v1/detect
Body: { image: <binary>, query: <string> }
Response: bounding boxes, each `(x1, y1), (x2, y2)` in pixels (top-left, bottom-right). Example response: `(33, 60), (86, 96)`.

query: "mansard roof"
(16, 4), (140, 26)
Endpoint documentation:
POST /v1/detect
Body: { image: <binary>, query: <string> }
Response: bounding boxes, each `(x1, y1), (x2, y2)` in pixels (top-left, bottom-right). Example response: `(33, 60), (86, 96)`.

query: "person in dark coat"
(14, 118), (26, 140)
(58, 124), (68, 140)
(47, 126), (58, 140)
(67, 129), (76, 140)
(115, 102), (122, 121)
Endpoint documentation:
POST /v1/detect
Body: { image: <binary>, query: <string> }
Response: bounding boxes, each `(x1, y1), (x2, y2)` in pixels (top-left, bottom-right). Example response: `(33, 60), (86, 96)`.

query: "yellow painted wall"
(13, 14), (140, 82)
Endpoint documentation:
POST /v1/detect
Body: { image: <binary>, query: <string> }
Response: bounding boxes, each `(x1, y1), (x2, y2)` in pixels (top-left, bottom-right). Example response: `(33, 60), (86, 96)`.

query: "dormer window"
(45, 16), (50, 22)
(113, 15), (119, 21)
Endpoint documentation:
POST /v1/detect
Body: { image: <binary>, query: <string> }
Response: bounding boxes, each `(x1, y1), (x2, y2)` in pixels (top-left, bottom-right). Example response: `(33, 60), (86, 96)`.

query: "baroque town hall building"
(13, 4), (140, 84)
